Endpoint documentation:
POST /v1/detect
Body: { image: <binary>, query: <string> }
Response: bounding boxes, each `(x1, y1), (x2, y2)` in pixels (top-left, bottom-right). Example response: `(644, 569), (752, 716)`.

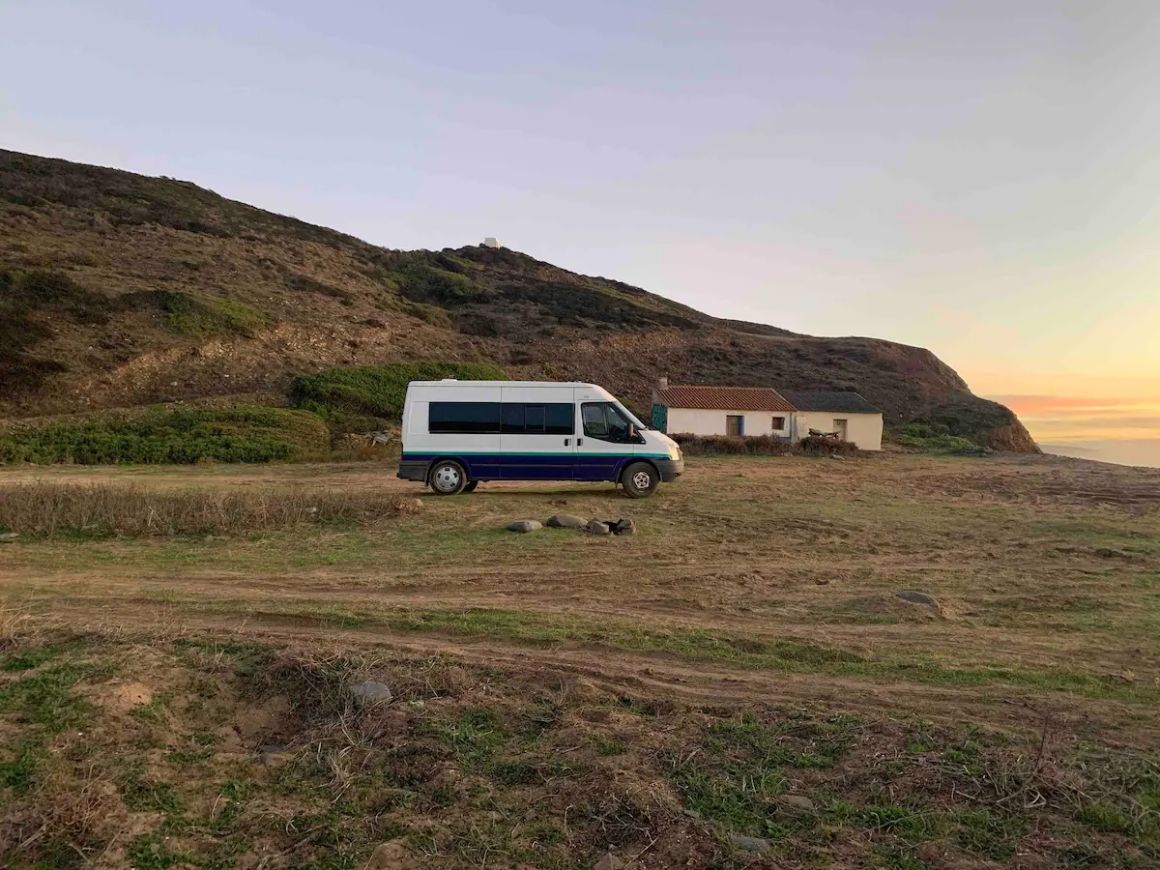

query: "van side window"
(429, 402), (501, 434)
(582, 402), (635, 443)
(523, 405), (546, 433)
(501, 404), (524, 434)
(499, 403), (574, 435)
(544, 404), (574, 435)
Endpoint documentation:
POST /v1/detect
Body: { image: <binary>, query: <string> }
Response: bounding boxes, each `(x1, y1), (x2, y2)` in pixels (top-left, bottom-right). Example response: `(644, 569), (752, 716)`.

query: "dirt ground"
(1, 452), (1158, 867)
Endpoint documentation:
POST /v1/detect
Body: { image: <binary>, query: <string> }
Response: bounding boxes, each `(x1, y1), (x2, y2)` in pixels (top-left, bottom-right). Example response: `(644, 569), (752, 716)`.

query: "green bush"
(288, 361), (507, 431)
(0, 406), (329, 465)
(894, 423), (979, 453)
(145, 291), (267, 338)
(397, 264), (482, 306)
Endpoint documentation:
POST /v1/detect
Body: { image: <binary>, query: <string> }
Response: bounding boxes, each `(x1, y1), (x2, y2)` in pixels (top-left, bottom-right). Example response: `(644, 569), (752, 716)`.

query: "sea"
(1040, 439), (1160, 470)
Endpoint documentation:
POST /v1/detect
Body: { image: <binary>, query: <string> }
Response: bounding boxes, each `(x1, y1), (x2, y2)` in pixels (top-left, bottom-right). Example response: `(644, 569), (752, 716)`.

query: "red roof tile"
(656, 385), (796, 412)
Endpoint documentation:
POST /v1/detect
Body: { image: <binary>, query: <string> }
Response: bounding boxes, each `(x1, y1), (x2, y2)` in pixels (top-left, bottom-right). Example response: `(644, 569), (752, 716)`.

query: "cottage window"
(771, 416), (785, 431)
(726, 415), (744, 436)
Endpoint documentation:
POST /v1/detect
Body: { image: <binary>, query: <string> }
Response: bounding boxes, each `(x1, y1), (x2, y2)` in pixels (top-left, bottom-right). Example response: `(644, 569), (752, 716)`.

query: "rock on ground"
(368, 840), (413, 869)
(0, 532), (17, 543)
(584, 519), (611, 536)
(546, 513), (586, 529)
(779, 794), (816, 811)
(350, 680), (393, 706)
(729, 833), (774, 853)
(896, 590), (939, 607)
(609, 518), (636, 535)
(506, 520), (543, 533)
(592, 852), (621, 870)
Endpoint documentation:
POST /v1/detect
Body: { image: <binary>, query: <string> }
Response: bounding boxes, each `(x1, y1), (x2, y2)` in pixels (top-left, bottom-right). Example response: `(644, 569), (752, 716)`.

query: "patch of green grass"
(288, 360), (506, 430)
(592, 734), (625, 756)
(1077, 800), (1132, 834)
(0, 738), (46, 792)
(0, 405), (329, 464)
(427, 707), (509, 769)
(120, 771), (186, 814)
(0, 642), (70, 672)
(131, 692), (170, 723)
(0, 663), (92, 731)
(126, 831), (192, 870)
(131, 289), (268, 338)
(955, 808), (1023, 859)
(828, 800), (948, 844)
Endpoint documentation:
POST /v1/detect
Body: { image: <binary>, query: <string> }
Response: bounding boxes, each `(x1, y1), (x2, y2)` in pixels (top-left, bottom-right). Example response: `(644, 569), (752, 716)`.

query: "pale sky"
(2, 0), (1158, 447)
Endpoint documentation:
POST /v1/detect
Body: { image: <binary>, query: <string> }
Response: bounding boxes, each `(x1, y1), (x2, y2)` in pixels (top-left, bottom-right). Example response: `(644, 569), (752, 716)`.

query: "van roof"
(408, 380), (600, 389)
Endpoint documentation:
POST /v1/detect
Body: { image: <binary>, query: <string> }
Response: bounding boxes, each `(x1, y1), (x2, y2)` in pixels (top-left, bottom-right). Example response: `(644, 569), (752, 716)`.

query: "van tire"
(621, 462), (659, 498)
(463, 481), (479, 493)
(429, 460), (468, 496)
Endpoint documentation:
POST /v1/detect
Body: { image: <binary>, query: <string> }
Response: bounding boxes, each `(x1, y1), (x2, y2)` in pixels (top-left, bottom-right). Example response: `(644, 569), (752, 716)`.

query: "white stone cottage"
(651, 380), (883, 450)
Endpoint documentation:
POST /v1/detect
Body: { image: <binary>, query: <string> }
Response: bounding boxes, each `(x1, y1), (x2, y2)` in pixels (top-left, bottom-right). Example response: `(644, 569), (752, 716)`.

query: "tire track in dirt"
(38, 599), (1160, 748)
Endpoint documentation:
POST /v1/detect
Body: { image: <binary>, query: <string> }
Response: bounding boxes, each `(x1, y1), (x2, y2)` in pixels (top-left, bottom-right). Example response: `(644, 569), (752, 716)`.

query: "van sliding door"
(498, 388), (576, 480)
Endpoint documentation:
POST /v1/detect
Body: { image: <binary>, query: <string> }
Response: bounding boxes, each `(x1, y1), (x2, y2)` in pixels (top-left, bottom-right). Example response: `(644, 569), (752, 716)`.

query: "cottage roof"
(656, 385), (795, 413)
(779, 390), (880, 413)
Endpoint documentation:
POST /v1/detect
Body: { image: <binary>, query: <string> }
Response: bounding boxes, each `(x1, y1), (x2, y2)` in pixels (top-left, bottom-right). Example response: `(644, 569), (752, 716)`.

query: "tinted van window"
(429, 402), (501, 434)
(497, 403), (575, 435)
(545, 403), (574, 435)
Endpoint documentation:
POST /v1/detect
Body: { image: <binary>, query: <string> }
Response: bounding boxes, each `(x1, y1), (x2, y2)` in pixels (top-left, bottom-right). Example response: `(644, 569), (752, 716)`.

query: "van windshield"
(615, 403), (648, 430)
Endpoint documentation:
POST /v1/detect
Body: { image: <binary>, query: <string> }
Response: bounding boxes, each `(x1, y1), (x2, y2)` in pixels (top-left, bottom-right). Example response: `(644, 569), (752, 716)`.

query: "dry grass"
(0, 482), (420, 537)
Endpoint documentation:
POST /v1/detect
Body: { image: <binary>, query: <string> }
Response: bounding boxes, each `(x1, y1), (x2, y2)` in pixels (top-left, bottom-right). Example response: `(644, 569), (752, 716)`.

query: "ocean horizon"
(1039, 439), (1160, 470)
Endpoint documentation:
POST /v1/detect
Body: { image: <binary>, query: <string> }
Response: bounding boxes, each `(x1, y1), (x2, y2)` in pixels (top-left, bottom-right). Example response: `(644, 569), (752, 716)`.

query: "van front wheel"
(429, 460), (468, 496)
(621, 462), (659, 498)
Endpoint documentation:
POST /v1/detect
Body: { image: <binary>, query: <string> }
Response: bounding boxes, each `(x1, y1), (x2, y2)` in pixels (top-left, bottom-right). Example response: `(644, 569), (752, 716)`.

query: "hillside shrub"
(0, 406), (329, 465)
(120, 290), (268, 338)
(894, 423), (979, 453)
(671, 433), (792, 456)
(397, 264), (482, 306)
(288, 361), (507, 431)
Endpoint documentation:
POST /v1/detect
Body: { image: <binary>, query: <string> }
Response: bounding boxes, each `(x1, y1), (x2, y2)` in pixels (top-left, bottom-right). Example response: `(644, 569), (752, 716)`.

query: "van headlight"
(668, 444), (682, 460)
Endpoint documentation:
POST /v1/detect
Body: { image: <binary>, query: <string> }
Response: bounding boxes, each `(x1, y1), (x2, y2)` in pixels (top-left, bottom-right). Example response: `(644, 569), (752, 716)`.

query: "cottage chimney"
(657, 376), (669, 389)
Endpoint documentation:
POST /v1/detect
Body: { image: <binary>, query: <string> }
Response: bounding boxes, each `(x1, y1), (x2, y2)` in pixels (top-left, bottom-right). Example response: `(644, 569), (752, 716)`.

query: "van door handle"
(564, 438), (570, 446)
(577, 438), (584, 446)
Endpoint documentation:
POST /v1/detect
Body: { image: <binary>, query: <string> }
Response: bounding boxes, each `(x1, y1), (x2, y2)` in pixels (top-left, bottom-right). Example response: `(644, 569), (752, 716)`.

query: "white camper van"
(397, 380), (684, 497)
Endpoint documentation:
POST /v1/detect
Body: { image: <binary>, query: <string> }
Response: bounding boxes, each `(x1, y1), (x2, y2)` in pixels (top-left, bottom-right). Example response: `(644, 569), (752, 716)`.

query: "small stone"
(507, 520), (543, 533)
(350, 680), (393, 706)
(584, 519), (611, 536)
(368, 840), (412, 869)
(546, 513), (586, 529)
(729, 833), (773, 853)
(829, 453), (845, 460)
(0, 532), (18, 543)
(780, 794), (816, 811)
(896, 590), (939, 607)
(593, 852), (621, 870)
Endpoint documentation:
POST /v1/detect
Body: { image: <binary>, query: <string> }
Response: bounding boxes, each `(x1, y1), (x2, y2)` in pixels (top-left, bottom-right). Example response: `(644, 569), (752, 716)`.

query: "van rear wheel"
(429, 460), (467, 496)
(621, 462), (659, 498)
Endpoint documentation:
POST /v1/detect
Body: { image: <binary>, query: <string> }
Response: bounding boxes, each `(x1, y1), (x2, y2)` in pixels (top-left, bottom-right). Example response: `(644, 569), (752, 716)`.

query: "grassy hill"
(0, 148), (1037, 451)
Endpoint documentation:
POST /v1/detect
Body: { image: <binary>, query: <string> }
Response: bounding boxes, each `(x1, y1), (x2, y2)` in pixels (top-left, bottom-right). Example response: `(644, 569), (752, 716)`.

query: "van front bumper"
(397, 459), (429, 482)
(655, 457), (685, 481)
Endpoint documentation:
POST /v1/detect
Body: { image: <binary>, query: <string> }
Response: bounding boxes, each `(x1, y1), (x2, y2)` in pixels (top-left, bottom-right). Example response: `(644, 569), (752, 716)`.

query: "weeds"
(0, 405), (329, 464)
(0, 482), (419, 537)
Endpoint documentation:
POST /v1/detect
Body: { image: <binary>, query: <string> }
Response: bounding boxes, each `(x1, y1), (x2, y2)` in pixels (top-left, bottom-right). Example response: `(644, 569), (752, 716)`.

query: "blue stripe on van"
(401, 452), (670, 482)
